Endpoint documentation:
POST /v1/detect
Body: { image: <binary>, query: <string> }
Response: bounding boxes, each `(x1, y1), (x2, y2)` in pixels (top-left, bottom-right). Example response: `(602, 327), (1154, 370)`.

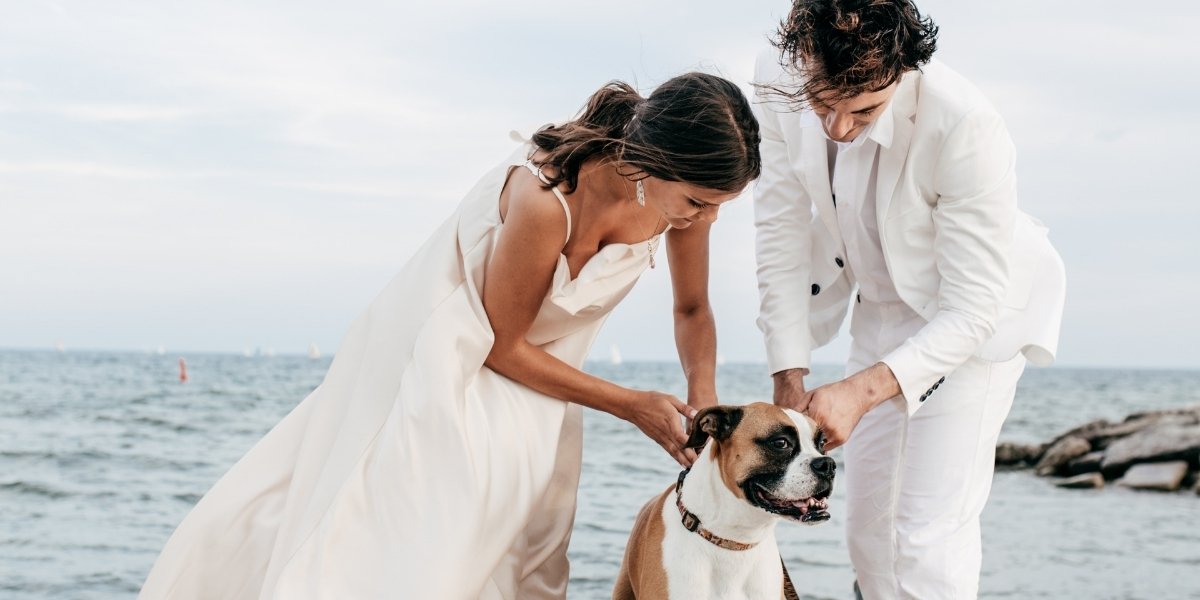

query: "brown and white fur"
(613, 403), (835, 600)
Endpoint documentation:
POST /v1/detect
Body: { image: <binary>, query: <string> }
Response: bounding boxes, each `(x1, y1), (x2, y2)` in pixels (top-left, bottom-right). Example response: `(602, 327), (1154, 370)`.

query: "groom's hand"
(804, 363), (901, 451)
(772, 368), (810, 412)
(803, 381), (868, 451)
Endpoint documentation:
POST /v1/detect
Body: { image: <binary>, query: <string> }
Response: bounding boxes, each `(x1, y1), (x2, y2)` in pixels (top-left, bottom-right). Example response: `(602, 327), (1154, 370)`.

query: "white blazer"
(753, 50), (1066, 406)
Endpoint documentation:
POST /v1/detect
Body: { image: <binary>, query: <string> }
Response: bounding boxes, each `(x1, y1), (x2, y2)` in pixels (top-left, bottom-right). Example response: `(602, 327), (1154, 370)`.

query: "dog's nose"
(810, 456), (836, 478)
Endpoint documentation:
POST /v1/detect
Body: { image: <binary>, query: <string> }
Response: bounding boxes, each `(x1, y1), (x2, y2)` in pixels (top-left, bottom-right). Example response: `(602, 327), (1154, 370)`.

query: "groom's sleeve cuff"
(764, 325), (812, 375)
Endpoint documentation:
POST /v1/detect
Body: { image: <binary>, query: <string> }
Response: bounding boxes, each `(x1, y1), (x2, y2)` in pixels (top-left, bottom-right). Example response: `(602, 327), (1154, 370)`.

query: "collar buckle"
(681, 511), (700, 532)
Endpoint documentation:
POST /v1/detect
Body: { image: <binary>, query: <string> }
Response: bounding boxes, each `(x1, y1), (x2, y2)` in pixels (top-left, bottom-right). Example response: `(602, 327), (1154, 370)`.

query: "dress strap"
(522, 160), (572, 244)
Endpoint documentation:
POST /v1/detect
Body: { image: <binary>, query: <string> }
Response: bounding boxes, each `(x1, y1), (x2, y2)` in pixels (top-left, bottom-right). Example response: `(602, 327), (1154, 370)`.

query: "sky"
(1, 0), (1198, 369)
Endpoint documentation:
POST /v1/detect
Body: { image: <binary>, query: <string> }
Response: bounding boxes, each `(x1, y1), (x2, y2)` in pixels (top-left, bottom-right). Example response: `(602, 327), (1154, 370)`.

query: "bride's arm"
(665, 220), (718, 412)
(483, 178), (695, 466)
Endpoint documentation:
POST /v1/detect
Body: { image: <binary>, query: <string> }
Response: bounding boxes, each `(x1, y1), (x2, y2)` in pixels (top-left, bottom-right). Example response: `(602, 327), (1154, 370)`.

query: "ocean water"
(1, 350), (1198, 599)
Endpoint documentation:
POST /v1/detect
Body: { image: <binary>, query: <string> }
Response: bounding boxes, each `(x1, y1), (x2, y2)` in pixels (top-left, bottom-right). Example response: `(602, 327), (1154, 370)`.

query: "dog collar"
(675, 469), (758, 551)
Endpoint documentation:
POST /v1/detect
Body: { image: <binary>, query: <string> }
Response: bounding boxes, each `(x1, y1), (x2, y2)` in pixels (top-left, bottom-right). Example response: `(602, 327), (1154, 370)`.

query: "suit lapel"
(875, 70), (920, 228)
(799, 126), (842, 246)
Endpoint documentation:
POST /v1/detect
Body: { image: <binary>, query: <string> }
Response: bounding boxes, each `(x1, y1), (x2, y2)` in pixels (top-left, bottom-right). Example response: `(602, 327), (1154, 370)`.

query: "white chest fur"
(659, 495), (783, 599)
(658, 456), (785, 599)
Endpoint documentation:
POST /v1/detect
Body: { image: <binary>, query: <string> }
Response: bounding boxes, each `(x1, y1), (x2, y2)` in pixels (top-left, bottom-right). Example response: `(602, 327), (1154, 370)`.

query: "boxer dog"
(613, 403), (835, 599)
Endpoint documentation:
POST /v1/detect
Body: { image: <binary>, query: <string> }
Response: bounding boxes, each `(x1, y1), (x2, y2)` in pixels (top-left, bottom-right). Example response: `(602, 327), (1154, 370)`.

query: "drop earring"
(632, 178), (660, 269)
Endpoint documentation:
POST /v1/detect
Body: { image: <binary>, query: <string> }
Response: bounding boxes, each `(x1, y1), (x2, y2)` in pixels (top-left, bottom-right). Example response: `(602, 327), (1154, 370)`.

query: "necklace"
(634, 179), (662, 268)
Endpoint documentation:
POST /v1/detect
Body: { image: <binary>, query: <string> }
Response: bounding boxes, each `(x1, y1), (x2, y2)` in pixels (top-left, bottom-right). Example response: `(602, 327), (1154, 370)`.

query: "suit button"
(811, 284), (821, 296)
(932, 382), (940, 390)
(938, 377), (946, 384)
(832, 194), (837, 208)
(835, 257), (844, 268)
(919, 394), (928, 402)
(856, 293), (861, 303)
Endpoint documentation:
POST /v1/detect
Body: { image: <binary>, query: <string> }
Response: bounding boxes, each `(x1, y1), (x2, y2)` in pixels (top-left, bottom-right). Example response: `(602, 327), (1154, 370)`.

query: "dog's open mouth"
(750, 483), (832, 523)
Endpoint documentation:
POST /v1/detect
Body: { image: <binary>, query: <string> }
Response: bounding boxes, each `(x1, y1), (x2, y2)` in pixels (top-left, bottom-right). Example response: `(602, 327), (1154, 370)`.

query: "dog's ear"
(684, 406), (744, 450)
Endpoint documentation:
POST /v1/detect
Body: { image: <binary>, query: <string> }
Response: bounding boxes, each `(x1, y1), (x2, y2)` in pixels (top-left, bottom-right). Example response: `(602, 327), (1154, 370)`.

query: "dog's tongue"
(791, 497), (814, 515)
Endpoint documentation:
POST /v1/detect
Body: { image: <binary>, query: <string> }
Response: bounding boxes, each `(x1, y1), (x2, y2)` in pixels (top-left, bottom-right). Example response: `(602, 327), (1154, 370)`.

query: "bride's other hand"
(620, 391), (698, 468)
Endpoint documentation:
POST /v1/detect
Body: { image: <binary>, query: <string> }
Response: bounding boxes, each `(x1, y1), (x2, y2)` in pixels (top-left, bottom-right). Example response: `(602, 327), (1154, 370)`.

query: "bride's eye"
(688, 198), (706, 208)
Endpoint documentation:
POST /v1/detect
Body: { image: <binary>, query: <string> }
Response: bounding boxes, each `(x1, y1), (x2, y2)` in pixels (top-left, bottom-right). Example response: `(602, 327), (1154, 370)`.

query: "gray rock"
(1035, 435), (1092, 477)
(1047, 418), (1112, 447)
(996, 442), (1044, 468)
(1100, 422), (1200, 479)
(1124, 405), (1200, 422)
(1063, 450), (1106, 477)
(1046, 407), (1200, 451)
(1116, 461), (1190, 492)
(1091, 412), (1200, 450)
(1054, 472), (1105, 489)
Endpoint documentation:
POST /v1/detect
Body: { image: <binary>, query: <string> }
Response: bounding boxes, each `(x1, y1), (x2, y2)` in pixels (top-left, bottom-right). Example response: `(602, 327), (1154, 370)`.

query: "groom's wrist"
(858, 363), (901, 408)
(772, 367), (810, 382)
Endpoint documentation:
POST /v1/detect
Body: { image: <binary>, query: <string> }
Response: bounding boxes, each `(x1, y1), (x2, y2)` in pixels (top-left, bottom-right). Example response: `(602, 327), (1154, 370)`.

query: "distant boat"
(308, 343), (321, 359)
(609, 343), (622, 366)
(54, 341), (65, 353)
(242, 347), (253, 358)
(264, 347), (276, 358)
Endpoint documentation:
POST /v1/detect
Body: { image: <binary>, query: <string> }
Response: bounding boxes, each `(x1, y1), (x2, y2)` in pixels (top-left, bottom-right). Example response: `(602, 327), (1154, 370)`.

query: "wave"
(0, 480), (71, 499)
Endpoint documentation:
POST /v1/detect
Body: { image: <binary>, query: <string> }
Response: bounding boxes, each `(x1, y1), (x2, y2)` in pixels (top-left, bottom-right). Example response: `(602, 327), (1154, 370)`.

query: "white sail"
(308, 343), (321, 359)
(609, 343), (622, 366)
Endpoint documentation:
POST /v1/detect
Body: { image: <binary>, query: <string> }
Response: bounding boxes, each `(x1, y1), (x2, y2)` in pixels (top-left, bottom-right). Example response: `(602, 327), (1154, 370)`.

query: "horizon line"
(1, 345), (1196, 372)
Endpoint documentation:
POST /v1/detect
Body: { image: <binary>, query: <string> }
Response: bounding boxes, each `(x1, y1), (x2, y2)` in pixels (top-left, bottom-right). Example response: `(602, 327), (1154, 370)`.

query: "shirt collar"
(867, 97), (895, 149)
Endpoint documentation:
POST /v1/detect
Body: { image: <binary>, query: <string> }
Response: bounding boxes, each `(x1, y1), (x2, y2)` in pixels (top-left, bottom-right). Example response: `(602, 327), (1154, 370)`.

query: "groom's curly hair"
(767, 0), (938, 108)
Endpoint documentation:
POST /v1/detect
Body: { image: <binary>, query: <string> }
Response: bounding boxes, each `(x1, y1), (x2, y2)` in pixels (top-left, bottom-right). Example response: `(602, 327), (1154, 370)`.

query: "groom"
(752, 0), (1065, 598)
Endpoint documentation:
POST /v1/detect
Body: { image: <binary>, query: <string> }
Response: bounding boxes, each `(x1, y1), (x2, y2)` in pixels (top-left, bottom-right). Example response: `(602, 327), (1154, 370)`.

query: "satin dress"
(139, 143), (662, 599)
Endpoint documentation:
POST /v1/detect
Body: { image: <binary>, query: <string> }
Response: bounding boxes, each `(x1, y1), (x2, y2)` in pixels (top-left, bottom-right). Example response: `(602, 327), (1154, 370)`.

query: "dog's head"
(684, 402), (834, 524)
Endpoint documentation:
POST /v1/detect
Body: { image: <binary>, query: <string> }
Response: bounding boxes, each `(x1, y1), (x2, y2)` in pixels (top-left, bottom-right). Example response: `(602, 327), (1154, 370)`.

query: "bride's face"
(642, 179), (741, 229)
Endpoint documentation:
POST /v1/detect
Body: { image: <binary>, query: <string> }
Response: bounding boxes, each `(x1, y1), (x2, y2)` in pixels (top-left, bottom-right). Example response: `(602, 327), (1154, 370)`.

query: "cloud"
(1, 0), (1196, 368)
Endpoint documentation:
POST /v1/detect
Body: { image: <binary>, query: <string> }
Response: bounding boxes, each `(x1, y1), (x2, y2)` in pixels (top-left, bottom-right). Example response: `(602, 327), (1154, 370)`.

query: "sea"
(1, 349), (1198, 599)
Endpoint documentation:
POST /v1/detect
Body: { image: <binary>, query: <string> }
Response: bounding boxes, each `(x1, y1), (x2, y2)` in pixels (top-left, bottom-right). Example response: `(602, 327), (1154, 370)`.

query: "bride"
(139, 72), (761, 599)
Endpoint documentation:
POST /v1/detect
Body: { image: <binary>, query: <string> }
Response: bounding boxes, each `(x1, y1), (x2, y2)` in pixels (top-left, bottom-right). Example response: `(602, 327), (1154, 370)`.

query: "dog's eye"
(816, 432), (827, 453)
(770, 437), (792, 451)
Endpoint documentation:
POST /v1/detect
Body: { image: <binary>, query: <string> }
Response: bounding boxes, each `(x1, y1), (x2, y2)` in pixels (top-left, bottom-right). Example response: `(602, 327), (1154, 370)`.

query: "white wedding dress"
(139, 143), (662, 599)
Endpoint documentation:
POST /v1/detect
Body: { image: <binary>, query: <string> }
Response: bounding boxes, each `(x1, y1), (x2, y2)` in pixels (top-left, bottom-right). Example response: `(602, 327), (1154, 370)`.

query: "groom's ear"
(684, 406), (744, 450)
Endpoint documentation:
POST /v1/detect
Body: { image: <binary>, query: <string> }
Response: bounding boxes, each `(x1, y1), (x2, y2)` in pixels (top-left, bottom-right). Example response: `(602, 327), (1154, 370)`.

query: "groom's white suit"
(753, 49), (1065, 599)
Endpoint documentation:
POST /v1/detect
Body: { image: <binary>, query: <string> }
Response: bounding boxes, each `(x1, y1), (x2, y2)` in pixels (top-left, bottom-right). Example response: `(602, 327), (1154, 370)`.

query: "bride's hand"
(621, 391), (699, 468)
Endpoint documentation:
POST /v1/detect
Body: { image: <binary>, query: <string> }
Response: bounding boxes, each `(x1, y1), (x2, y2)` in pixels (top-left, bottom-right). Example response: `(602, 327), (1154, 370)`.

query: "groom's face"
(808, 82), (897, 143)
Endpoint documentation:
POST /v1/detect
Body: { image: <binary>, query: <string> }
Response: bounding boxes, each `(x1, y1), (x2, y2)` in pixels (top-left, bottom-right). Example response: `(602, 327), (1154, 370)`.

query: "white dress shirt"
(802, 103), (913, 307)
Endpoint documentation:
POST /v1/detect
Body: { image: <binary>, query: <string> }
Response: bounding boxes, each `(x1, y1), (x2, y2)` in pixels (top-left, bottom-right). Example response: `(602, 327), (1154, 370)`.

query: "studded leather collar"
(674, 469), (758, 551)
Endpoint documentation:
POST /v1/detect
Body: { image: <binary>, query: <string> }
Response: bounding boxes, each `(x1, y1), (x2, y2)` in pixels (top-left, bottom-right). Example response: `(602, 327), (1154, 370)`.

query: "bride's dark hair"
(530, 73), (761, 194)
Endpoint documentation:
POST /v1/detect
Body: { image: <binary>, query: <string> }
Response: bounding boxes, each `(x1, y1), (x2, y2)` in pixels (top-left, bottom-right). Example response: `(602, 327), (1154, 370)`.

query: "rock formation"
(997, 405), (1200, 493)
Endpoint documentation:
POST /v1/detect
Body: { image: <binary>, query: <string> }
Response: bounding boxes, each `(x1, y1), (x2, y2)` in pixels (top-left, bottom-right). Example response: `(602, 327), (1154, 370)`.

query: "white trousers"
(843, 299), (1025, 600)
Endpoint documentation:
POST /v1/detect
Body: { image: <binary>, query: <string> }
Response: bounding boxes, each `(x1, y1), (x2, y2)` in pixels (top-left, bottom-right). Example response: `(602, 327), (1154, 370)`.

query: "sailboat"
(609, 343), (622, 366)
(308, 343), (321, 360)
